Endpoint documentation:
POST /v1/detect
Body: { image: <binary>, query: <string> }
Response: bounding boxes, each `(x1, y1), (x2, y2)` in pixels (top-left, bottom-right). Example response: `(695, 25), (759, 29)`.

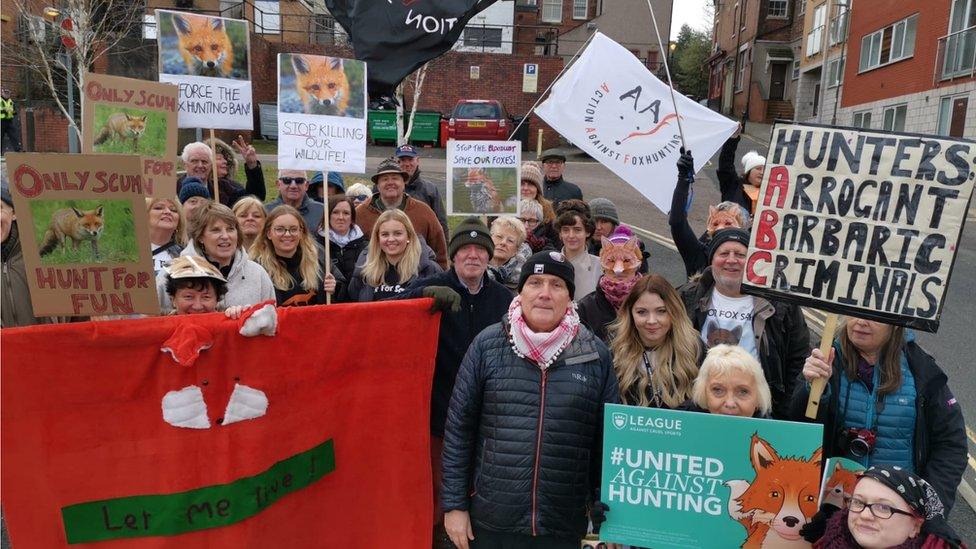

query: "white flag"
(536, 32), (738, 213)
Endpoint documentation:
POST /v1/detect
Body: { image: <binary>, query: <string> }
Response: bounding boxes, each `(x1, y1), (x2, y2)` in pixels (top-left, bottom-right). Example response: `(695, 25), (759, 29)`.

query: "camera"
(840, 427), (877, 457)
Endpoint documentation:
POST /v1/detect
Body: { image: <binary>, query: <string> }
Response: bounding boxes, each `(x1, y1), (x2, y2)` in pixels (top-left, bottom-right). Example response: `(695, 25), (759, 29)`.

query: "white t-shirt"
(152, 245), (179, 274)
(701, 289), (757, 358)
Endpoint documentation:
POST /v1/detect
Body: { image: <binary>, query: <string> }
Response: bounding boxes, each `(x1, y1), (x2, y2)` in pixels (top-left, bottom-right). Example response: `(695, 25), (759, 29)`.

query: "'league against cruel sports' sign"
(81, 72), (180, 198)
(4, 153), (159, 317)
(742, 122), (976, 332)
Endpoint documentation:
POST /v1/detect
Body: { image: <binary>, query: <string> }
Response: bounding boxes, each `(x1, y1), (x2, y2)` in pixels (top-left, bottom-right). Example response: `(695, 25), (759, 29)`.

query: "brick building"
(794, 0), (850, 122)
(558, 0), (672, 72)
(707, 0), (799, 122)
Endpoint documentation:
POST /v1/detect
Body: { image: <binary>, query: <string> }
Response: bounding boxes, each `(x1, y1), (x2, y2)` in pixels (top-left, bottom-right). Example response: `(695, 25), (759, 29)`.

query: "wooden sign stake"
(805, 312), (838, 419)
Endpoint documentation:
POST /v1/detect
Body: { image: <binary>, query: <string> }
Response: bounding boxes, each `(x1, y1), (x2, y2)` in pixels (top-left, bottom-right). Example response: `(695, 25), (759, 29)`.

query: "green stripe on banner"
(61, 439), (335, 543)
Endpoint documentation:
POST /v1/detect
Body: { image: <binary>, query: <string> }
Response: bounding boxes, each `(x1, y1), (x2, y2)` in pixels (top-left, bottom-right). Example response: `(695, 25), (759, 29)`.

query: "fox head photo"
(92, 106), (168, 156)
(450, 167), (518, 215)
(30, 200), (139, 265)
(157, 11), (250, 80)
(278, 53), (366, 118)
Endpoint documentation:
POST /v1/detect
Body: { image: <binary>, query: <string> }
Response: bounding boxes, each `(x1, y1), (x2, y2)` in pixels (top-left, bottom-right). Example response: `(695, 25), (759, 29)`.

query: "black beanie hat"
(517, 250), (576, 299)
(449, 216), (494, 260)
(708, 228), (751, 262)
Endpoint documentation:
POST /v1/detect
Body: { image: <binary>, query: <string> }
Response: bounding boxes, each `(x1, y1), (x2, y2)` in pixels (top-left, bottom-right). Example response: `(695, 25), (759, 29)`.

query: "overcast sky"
(670, 0), (712, 39)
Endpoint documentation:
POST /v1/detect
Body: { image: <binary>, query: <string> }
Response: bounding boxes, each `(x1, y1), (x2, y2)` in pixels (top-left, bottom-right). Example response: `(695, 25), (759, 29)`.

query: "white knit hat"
(740, 150), (766, 175)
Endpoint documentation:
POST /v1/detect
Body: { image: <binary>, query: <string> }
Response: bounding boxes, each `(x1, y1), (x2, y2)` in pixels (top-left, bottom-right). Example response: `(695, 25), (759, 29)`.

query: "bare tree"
(395, 63), (430, 146)
(7, 0), (147, 137)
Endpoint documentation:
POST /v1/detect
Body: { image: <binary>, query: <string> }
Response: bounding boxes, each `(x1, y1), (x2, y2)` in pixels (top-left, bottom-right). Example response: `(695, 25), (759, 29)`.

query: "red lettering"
(755, 210), (779, 250)
(600, 82), (609, 93)
(13, 164), (43, 198)
(71, 294), (89, 314)
(764, 166), (791, 208)
(746, 251), (771, 285)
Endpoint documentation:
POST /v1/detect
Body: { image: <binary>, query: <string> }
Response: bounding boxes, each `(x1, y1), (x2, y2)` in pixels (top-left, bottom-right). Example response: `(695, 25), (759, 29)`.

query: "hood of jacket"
(206, 136), (237, 174)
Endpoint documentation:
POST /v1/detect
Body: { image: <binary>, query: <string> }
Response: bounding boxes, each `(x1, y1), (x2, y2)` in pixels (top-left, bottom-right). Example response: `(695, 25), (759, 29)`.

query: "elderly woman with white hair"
(519, 198), (555, 253)
(487, 216), (531, 290)
(177, 135), (266, 208)
(691, 344), (772, 418)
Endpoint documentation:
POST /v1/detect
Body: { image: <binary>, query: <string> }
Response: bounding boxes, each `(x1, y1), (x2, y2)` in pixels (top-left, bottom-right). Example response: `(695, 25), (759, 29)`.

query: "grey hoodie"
(155, 242), (275, 313)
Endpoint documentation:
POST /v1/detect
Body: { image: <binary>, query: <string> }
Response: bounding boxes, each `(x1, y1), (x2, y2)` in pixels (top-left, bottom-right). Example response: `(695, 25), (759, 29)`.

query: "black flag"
(326, 0), (499, 95)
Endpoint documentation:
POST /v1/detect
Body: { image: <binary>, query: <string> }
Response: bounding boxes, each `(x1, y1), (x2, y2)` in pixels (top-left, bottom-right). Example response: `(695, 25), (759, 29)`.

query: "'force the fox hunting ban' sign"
(742, 122), (976, 332)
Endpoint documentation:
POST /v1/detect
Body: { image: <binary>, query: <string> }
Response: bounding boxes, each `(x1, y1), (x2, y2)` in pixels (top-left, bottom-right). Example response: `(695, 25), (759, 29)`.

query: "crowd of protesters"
(0, 131), (968, 549)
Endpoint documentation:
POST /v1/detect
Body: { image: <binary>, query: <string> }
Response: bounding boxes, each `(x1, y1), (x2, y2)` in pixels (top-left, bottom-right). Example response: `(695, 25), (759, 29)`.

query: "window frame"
(541, 0), (563, 23)
(827, 56), (845, 87)
(735, 48), (748, 92)
(807, 4), (827, 57)
(857, 14), (918, 73)
(768, 0), (789, 19)
(882, 104), (908, 131)
(572, 0), (587, 20)
(852, 110), (872, 129)
(254, 0), (281, 35)
(143, 14), (157, 40)
(792, 59), (801, 79)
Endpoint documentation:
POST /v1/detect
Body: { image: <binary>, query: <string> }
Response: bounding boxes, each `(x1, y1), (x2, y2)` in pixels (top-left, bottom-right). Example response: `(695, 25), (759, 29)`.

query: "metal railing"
(936, 25), (976, 81)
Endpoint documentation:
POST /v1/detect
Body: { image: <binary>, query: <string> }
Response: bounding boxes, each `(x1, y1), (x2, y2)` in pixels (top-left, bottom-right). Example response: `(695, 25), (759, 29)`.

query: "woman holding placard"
(792, 317), (967, 513)
(347, 209), (441, 302)
(318, 194), (368, 284)
(608, 274), (702, 409)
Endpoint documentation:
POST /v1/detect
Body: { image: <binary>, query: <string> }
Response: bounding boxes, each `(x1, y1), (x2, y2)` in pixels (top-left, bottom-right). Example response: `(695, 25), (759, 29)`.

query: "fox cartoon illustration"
(821, 460), (860, 509)
(38, 206), (105, 260)
(173, 14), (234, 78)
(726, 434), (822, 548)
(292, 55), (350, 115)
(93, 113), (147, 151)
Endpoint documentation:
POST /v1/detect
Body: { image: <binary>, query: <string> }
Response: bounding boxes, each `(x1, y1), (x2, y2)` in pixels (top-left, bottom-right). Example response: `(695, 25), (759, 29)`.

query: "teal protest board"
(601, 406), (823, 548)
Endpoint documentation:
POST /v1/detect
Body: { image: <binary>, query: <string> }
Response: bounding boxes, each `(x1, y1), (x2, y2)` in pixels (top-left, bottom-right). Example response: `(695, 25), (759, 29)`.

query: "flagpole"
(507, 31), (599, 140)
(645, 0), (686, 149)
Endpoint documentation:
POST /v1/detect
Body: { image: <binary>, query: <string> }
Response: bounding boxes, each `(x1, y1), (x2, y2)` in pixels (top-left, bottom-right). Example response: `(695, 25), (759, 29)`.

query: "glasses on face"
(279, 177), (307, 186)
(272, 226), (302, 236)
(520, 217), (539, 227)
(847, 497), (916, 520)
(352, 194), (369, 202)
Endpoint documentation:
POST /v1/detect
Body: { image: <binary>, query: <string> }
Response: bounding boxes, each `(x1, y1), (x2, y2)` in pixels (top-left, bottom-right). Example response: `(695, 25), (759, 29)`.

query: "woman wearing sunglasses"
(344, 183), (373, 207)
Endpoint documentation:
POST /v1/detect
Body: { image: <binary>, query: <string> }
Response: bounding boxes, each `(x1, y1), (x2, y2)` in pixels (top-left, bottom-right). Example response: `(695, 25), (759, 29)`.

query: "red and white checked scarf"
(507, 295), (580, 370)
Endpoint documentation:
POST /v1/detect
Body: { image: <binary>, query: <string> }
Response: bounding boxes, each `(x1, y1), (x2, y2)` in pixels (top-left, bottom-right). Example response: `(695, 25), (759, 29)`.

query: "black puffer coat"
(441, 321), (620, 539)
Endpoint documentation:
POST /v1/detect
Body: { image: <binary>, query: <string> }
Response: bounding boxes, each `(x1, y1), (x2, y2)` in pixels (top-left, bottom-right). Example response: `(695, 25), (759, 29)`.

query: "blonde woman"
(608, 274), (702, 409)
(233, 196), (266, 251)
(691, 344), (772, 418)
(249, 205), (339, 306)
(147, 197), (185, 274)
(347, 209), (441, 302)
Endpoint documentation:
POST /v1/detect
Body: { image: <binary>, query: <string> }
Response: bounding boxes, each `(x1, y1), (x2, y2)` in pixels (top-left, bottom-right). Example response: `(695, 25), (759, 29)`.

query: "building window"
(732, 3), (738, 37)
(541, 0), (562, 23)
(463, 27), (503, 48)
(735, 49), (747, 91)
(852, 111), (872, 129)
(942, 0), (976, 78)
(827, 56), (844, 87)
(143, 14), (157, 40)
(859, 14), (917, 72)
(792, 59), (800, 79)
(740, 0), (749, 30)
(768, 0), (788, 18)
(882, 104), (907, 131)
(807, 4), (826, 56)
(572, 0), (587, 19)
(829, 5), (849, 46)
(255, 0), (280, 34)
(938, 95), (969, 136)
(797, 0), (805, 17)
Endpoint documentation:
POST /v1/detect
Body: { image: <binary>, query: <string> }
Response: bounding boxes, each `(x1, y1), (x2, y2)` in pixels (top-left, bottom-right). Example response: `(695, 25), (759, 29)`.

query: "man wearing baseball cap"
(442, 249), (618, 549)
(678, 227), (810, 419)
(396, 144), (449, 237)
(539, 148), (582, 207)
(396, 216), (513, 549)
(357, 158), (448, 268)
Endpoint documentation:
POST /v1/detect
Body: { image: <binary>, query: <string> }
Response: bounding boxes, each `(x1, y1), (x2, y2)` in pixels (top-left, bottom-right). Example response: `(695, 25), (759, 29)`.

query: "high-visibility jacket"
(0, 97), (14, 120)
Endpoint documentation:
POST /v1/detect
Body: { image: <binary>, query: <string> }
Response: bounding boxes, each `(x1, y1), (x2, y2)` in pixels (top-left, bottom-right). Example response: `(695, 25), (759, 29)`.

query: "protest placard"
(818, 457), (865, 510)
(81, 72), (179, 198)
(742, 122), (976, 332)
(276, 53), (367, 173)
(447, 139), (520, 215)
(601, 406), (823, 548)
(4, 153), (159, 316)
(535, 32), (737, 213)
(1, 300), (437, 548)
(156, 10), (253, 130)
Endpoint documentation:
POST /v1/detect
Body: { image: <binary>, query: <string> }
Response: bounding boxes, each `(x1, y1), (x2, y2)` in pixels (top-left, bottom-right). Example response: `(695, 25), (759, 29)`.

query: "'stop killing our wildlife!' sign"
(155, 9), (253, 130)
(4, 153), (159, 317)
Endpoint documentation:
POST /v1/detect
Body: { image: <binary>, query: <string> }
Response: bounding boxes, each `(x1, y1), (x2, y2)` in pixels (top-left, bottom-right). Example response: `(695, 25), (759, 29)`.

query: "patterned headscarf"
(859, 465), (943, 520)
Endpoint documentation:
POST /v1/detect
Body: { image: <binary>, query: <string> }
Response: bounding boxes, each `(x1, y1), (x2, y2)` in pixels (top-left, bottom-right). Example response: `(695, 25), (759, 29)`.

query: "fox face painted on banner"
(38, 206), (105, 260)
(292, 55), (350, 116)
(93, 112), (147, 151)
(821, 461), (859, 509)
(726, 434), (822, 549)
(173, 14), (234, 78)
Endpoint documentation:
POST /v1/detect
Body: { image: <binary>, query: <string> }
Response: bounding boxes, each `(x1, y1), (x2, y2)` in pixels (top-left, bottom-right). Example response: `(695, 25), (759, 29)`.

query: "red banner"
(1, 300), (438, 548)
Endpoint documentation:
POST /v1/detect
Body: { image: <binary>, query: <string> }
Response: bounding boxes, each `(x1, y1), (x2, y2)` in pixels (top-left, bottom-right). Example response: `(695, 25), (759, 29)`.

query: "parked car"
(441, 99), (510, 145)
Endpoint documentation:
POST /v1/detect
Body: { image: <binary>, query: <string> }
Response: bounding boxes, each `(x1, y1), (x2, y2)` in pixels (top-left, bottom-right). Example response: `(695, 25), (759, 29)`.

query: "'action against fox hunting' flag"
(536, 32), (738, 213)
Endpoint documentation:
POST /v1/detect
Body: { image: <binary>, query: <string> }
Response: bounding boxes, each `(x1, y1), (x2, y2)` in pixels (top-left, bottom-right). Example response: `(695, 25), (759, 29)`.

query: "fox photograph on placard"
(4, 153), (158, 317)
(279, 53), (366, 118)
(156, 11), (250, 80)
(447, 140), (521, 216)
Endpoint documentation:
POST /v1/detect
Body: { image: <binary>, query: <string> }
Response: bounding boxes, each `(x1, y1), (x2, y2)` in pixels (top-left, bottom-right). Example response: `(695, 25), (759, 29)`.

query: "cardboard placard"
(742, 122), (976, 332)
(4, 153), (159, 316)
(446, 139), (520, 215)
(156, 9), (253, 130)
(276, 53), (367, 173)
(601, 406), (823, 548)
(81, 72), (179, 198)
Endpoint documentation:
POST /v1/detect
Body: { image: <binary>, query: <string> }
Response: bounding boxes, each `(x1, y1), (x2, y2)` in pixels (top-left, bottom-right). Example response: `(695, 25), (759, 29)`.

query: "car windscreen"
(454, 103), (501, 119)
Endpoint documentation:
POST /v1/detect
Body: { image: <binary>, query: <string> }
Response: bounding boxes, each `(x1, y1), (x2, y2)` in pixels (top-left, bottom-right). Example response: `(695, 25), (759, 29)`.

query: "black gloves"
(589, 501), (610, 534)
(422, 286), (461, 313)
(677, 148), (695, 182)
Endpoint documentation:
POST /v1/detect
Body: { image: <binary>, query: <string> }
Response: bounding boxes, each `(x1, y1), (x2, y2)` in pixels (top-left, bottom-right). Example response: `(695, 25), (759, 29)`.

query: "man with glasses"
(539, 149), (582, 207)
(264, 169), (324, 232)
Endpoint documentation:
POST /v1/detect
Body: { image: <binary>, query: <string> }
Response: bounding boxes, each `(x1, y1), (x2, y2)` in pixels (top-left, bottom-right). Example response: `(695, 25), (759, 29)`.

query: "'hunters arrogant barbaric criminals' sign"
(536, 32), (737, 213)
(742, 122), (976, 332)
(4, 153), (159, 317)
(601, 406), (823, 548)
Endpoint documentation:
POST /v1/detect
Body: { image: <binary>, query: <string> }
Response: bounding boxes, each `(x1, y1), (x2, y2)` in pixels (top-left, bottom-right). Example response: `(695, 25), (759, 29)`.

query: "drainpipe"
(830, 0), (852, 124)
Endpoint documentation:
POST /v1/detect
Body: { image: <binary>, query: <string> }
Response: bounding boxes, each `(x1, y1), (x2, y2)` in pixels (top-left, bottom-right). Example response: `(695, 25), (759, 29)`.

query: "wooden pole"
(209, 128), (220, 204)
(536, 129), (543, 159)
(324, 227), (332, 305)
(805, 313), (838, 419)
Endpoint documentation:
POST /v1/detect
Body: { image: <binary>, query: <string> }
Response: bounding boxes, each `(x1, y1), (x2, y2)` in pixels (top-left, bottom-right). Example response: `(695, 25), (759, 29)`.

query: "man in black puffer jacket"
(442, 251), (619, 548)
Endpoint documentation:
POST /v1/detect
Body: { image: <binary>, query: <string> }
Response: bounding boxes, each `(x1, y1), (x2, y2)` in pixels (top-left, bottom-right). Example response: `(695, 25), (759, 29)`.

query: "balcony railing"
(936, 25), (976, 81)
